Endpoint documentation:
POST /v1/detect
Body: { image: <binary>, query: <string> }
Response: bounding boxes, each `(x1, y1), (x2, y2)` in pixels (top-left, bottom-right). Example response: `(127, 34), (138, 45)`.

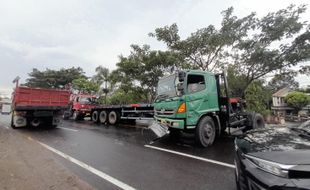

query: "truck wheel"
(11, 114), (16, 129)
(99, 111), (107, 124)
(252, 113), (265, 129)
(243, 113), (265, 132)
(195, 116), (216, 147)
(108, 111), (119, 125)
(92, 111), (99, 123)
(72, 111), (80, 121)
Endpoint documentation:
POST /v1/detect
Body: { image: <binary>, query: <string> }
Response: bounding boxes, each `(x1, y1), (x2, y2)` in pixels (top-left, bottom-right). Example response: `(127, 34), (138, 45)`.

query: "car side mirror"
(178, 71), (186, 82)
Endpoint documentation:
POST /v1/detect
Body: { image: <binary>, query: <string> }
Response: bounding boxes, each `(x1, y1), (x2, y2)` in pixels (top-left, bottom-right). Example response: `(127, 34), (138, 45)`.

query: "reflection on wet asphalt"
(0, 114), (236, 190)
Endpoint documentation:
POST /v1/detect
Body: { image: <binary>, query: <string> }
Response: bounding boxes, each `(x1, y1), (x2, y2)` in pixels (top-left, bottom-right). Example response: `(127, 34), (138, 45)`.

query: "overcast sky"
(0, 0), (309, 97)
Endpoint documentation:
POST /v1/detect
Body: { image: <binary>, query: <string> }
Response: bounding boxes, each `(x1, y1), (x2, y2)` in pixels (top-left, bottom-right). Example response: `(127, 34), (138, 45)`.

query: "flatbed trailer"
(91, 104), (154, 125)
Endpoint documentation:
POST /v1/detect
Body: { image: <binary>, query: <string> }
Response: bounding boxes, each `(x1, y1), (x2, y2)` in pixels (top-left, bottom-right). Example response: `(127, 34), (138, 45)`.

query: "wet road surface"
(0, 114), (236, 190)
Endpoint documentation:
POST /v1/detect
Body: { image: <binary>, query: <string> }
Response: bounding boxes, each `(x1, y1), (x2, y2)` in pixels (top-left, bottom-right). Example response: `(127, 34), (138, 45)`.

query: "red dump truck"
(11, 86), (70, 129)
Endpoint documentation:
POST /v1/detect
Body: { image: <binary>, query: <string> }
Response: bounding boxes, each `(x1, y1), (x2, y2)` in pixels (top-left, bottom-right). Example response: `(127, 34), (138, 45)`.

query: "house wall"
(272, 96), (287, 107)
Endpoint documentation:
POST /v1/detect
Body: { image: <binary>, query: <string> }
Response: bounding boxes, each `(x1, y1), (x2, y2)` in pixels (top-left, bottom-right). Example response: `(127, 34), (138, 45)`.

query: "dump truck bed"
(13, 87), (70, 110)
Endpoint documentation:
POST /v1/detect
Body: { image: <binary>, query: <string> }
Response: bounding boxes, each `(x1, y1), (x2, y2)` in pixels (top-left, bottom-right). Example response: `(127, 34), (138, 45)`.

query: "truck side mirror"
(178, 71), (186, 82)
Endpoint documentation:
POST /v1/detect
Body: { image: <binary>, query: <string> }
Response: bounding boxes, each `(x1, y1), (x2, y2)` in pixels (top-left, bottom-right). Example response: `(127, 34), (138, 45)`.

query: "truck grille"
(155, 109), (175, 116)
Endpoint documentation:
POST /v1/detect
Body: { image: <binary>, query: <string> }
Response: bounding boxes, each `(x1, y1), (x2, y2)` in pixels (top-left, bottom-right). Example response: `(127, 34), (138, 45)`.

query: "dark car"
(235, 120), (310, 190)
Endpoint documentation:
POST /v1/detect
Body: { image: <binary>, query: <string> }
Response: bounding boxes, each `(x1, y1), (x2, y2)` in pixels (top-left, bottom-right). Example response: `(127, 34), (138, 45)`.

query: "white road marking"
(29, 137), (136, 190)
(144, 145), (235, 169)
(57, 127), (78, 132)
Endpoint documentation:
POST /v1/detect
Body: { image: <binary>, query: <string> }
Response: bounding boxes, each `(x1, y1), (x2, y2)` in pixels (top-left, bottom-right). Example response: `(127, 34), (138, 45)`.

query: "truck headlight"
(245, 154), (295, 178)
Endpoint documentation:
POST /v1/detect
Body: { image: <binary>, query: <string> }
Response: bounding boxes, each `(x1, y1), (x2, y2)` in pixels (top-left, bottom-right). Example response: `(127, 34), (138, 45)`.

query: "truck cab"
(154, 70), (219, 129)
(154, 70), (264, 147)
(68, 94), (99, 120)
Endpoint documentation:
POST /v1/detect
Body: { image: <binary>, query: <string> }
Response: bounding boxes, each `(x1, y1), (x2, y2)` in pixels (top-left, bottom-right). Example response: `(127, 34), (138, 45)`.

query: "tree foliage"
(234, 5), (309, 92)
(245, 81), (272, 116)
(24, 67), (86, 89)
(150, 8), (256, 71)
(285, 91), (310, 112)
(109, 45), (184, 103)
(268, 72), (299, 92)
(72, 78), (99, 94)
(152, 5), (310, 95)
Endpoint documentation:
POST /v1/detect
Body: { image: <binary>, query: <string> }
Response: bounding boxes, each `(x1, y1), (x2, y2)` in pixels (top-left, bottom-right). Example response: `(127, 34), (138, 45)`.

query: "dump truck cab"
(153, 70), (265, 147)
(154, 70), (219, 130)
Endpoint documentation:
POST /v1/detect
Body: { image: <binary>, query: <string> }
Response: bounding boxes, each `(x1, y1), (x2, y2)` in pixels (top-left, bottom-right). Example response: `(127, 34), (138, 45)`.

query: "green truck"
(153, 70), (265, 147)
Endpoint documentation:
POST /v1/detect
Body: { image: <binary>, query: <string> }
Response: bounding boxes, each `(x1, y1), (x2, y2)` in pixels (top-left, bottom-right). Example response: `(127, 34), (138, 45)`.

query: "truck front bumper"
(154, 116), (185, 130)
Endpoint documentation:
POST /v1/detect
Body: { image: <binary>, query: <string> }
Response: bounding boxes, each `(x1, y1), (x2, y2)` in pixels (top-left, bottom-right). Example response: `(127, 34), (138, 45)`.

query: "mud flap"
(143, 121), (169, 143)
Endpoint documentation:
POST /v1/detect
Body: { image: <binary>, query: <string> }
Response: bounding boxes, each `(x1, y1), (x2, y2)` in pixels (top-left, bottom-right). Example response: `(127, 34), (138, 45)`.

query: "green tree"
(268, 72), (299, 92)
(112, 45), (183, 102)
(72, 78), (99, 94)
(150, 8), (256, 71)
(245, 81), (272, 116)
(233, 5), (309, 93)
(285, 92), (310, 113)
(152, 5), (310, 95)
(92, 66), (111, 103)
(25, 67), (86, 89)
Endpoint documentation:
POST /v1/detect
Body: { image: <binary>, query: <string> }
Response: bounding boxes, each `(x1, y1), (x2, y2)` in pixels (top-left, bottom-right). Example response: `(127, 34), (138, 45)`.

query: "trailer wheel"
(195, 116), (216, 147)
(108, 111), (119, 125)
(92, 111), (99, 123)
(99, 111), (107, 124)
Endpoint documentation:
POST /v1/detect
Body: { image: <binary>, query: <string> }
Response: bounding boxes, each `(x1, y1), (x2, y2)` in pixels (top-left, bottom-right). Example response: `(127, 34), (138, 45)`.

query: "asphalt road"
(0, 114), (237, 190)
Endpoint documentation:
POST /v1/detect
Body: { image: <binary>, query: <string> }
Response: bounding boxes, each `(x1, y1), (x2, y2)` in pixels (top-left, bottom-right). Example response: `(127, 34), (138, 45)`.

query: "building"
(271, 88), (294, 117)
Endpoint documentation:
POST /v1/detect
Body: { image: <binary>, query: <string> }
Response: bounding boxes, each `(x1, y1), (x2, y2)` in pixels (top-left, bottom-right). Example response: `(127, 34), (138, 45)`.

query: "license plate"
(149, 122), (169, 138)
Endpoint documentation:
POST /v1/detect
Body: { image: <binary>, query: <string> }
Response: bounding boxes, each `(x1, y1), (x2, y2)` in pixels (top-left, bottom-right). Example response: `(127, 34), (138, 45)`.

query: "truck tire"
(92, 111), (99, 123)
(243, 113), (265, 132)
(99, 111), (107, 124)
(195, 116), (216, 147)
(11, 114), (16, 129)
(108, 111), (119, 125)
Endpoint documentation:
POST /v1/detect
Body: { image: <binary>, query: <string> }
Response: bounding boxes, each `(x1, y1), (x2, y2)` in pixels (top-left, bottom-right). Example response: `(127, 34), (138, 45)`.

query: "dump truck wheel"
(252, 113), (265, 129)
(108, 111), (119, 125)
(195, 116), (216, 147)
(243, 113), (265, 132)
(99, 111), (107, 124)
(92, 111), (99, 123)
(11, 114), (16, 129)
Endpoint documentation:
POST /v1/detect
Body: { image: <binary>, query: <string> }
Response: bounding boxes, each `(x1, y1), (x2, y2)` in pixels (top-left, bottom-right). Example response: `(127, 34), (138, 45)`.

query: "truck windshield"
(156, 74), (178, 99)
(80, 97), (97, 104)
